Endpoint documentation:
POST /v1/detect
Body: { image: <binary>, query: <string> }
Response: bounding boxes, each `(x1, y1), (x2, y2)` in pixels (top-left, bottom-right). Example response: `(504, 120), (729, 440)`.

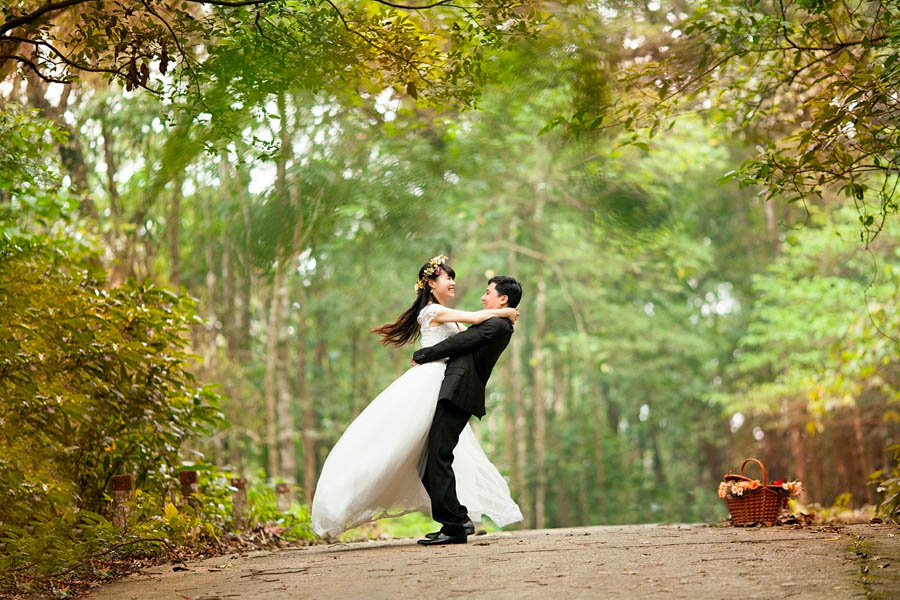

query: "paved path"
(88, 523), (900, 599)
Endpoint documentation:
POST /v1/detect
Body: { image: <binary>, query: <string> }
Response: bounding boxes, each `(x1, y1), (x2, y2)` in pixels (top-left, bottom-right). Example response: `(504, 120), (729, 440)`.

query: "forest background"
(1, 0), (899, 594)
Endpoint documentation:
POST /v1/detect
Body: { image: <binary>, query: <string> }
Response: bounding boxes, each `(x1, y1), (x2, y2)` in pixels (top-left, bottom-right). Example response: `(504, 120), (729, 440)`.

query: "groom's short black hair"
(489, 276), (522, 308)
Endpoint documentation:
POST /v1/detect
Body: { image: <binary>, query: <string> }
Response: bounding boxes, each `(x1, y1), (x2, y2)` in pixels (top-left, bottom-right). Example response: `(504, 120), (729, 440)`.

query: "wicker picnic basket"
(722, 458), (789, 526)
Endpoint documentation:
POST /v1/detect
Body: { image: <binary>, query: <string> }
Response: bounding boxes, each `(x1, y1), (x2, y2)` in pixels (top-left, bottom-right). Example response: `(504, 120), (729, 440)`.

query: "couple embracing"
(311, 256), (524, 545)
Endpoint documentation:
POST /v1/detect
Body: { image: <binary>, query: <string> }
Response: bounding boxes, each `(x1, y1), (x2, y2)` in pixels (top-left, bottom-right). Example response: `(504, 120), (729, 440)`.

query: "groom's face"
(481, 282), (508, 309)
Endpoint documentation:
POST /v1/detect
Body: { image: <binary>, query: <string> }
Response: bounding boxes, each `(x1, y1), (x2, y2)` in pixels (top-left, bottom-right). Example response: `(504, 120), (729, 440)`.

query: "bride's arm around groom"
(412, 316), (512, 365)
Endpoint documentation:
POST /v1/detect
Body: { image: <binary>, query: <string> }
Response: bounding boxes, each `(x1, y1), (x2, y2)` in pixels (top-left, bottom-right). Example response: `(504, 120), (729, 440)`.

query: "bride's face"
(429, 270), (456, 303)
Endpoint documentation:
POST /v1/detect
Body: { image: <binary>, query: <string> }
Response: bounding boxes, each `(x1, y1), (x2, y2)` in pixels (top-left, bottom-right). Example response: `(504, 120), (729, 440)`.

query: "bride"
(310, 256), (523, 537)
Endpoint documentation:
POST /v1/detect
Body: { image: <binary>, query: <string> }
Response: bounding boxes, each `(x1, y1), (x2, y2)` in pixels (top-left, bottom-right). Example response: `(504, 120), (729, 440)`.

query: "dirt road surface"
(87, 523), (899, 599)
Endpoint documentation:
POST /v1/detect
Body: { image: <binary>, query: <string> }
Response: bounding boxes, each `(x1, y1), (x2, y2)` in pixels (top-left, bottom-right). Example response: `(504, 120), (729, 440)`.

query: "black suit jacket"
(412, 317), (514, 418)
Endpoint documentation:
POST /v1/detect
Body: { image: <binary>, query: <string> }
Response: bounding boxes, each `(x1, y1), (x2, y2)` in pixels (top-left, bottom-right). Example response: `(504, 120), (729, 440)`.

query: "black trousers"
(422, 399), (471, 537)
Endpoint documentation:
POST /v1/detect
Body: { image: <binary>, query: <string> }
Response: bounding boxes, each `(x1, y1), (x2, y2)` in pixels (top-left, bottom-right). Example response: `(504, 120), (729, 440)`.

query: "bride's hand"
(504, 307), (519, 324)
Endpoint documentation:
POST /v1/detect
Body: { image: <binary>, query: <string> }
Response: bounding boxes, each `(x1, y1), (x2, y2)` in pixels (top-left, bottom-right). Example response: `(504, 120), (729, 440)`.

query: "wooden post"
(179, 470), (198, 506)
(110, 474), (134, 529)
(231, 478), (249, 528)
(275, 483), (291, 512)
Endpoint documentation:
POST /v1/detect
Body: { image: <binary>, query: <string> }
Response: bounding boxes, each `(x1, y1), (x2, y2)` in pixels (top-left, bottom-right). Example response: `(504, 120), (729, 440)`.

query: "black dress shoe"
(417, 533), (467, 546)
(424, 519), (475, 539)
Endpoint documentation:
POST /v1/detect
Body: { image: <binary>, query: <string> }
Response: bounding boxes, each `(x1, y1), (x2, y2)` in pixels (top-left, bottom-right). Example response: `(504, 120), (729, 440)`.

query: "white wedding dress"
(310, 304), (523, 537)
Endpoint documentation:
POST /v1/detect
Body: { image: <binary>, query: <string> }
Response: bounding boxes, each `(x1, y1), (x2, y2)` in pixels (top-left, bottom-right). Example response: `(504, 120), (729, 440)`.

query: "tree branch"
(3, 35), (124, 76)
(0, 54), (72, 83)
(1, 35), (162, 93)
(46, 538), (182, 579)
(138, 0), (202, 97)
(182, 0), (275, 6)
(370, 0), (457, 9)
(0, 0), (98, 36)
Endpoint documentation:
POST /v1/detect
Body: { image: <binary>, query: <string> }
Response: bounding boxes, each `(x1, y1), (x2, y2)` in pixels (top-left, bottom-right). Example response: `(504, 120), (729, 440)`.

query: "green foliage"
(1, 1), (542, 106)
(0, 467), (316, 593)
(0, 105), (78, 244)
(873, 444), (900, 521)
(719, 208), (899, 414)
(0, 240), (223, 521)
(247, 481), (316, 542)
(0, 235), (226, 593)
(582, 0), (900, 236)
(2, 506), (139, 589)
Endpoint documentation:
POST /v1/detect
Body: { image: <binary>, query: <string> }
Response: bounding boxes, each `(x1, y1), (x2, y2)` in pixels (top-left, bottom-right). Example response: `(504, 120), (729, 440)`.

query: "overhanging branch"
(0, 54), (71, 83)
(0, 0), (98, 36)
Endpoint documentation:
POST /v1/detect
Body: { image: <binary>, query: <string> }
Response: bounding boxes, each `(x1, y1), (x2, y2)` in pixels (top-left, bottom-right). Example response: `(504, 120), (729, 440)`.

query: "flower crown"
(414, 255), (449, 293)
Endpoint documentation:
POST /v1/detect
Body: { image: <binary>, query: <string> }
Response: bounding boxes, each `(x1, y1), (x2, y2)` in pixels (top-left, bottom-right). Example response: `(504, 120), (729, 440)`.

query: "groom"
(411, 275), (523, 546)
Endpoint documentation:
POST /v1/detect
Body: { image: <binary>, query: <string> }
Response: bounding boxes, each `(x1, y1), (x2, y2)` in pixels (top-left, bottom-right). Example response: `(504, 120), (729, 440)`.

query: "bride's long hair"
(371, 260), (456, 347)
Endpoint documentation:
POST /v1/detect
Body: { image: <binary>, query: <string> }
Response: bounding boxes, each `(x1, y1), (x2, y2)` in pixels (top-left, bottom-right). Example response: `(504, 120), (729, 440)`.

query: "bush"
(0, 460), (319, 594)
(0, 238), (224, 593)
(0, 240), (223, 516)
(873, 444), (900, 522)
(248, 479), (317, 541)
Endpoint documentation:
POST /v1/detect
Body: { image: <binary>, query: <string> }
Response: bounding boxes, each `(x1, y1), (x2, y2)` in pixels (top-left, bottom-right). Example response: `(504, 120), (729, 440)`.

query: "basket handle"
(739, 458), (768, 487)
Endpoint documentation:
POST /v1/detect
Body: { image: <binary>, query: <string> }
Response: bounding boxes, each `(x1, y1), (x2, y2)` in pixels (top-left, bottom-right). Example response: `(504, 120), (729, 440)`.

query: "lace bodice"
(418, 304), (460, 348)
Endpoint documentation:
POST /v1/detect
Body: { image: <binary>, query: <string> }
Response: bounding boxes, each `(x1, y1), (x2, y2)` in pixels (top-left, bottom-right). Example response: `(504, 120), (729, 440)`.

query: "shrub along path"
(87, 523), (899, 599)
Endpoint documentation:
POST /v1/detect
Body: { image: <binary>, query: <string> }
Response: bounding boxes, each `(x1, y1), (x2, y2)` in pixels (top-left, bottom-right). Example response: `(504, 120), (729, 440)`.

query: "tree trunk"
(271, 91), (298, 484)
(605, 387), (621, 437)
(100, 112), (122, 237)
(852, 404), (874, 503)
(295, 292), (317, 503)
(764, 200), (778, 255)
(219, 154), (235, 347)
(508, 223), (530, 527)
(532, 202), (548, 530)
(277, 278), (296, 483)
(168, 178), (182, 288)
(501, 363), (516, 494)
(202, 192), (218, 370)
(236, 193), (253, 360)
(788, 402), (807, 502)
(552, 358), (569, 526)
(648, 403), (666, 486)
(24, 70), (95, 218)
(350, 328), (363, 417)
(264, 268), (284, 479)
(357, 336), (372, 419)
(221, 224), (235, 346)
(594, 380), (608, 521)
(501, 229), (518, 503)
